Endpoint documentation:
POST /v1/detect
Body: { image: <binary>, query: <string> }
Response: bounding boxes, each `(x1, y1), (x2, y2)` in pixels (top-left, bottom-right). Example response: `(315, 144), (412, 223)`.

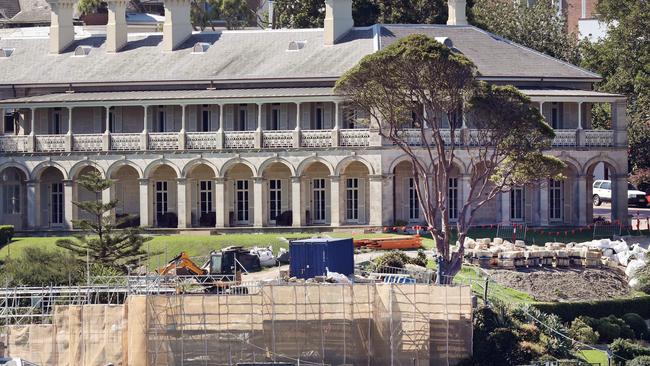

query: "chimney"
(46, 0), (77, 54)
(106, 0), (127, 53)
(324, 0), (353, 46)
(447, 0), (468, 26)
(162, 0), (193, 52)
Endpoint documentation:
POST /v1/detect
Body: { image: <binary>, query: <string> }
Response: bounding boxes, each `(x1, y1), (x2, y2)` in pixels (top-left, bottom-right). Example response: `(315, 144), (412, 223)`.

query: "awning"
(0, 87), (340, 108)
(519, 89), (625, 102)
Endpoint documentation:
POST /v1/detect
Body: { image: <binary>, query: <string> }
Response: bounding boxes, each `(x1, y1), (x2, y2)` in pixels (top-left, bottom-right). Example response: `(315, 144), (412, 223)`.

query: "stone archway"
(340, 161), (370, 225)
(147, 164), (179, 228)
(0, 167), (28, 230)
(110, 164), (140, 226)
(260, 161), (293, 226)
(38, 166), (66, 228)
(185, 163), (217, 227)
(223, 163), (255, 227)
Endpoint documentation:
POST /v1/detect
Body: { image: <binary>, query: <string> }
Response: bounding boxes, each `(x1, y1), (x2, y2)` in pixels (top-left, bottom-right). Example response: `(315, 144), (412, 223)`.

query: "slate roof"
(0, 24), (600, 87)
(0, 0), (20, 19)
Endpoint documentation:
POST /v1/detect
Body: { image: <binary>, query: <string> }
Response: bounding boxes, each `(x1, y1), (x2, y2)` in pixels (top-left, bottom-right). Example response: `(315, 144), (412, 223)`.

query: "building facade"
(0, 0), (627, 231)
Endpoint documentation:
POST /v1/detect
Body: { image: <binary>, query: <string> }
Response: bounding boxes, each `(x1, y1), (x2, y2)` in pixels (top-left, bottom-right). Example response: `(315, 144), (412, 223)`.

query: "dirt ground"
(487, 267), (632, 302)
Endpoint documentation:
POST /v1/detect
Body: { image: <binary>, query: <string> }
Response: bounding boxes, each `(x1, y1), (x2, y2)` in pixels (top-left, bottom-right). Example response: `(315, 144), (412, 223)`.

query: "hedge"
(0, 225), (14, 246)
(534, 296), (650, 322)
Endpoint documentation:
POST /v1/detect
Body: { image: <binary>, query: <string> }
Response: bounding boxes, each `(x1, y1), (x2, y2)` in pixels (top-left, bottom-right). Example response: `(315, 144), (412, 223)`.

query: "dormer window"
(0, 48), (15, 58)
(73, 45), (92, 57)
(192, 42), (210, 54)
(287, 40), (307, 52)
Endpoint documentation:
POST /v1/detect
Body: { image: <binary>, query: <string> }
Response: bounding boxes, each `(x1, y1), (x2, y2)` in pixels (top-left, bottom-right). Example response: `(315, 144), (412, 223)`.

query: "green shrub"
(0, 225), (14, 246)
(623, 313), (649, 340)
(517, 323), (541, 342)
(568, 318), (599, 344)
(628, 355), (650, 366)
(596, 316), (635, 343)
(534, 296), (650, 322)
(609, 339), (650, 360)
(0, 247), (84, 286)
(373, 250), (428, 270)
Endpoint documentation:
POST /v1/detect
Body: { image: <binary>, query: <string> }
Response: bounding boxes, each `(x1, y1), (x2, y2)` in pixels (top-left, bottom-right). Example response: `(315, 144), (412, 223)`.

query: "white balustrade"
(585, 130), (614, 147)
(301, 130), (332, 148)
(552, 130), (577, 147)
(110, 133), (141, 151)
(339, 129), (370, 147)
(224, 131), (254, 149)
(263, 130), (294, 148)
(35, 135), (66, 152)
(187, 132), (219, 150)
(72, 134), (103, 152)
(438, 129), (461, 146)
(0, 136), (28, 152)
(148, 132), (179, 151)
(398, 128), (424, 146)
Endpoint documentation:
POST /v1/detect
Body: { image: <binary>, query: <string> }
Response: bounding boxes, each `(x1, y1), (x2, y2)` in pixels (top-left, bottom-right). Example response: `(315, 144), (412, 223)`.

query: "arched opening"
(261, 162), (293, 226)
(148, 165), (179, 228)
(186, 164), (217, 227)
(471, 163), (499, 225)
(0, 167), (27, 230)
(110, 165), (140, 226)
(393, 161), (423, 225)
(224, 163), (254, 226)
(547, 162), (580, 226)
(586, 160), (621, 223)
(301, 161), (331, 225)
(39, 166), (65, 228)
(341, 161), (370, 225)
(72, 166), (102, 222)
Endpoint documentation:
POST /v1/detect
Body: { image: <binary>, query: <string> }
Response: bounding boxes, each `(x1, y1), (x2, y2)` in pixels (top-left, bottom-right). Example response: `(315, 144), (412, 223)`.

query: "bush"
(0, 247), (84, 286)
(628, 355), (650, 366)
(630, 168), (650, 193)
(623, 313), (649, 340)
(0, 225), (15, 246)
(596, 316), (635, 343)
(373, 250), (428, 271)
(517, 323), (541, 342)
(534, 296), (650, 321)
(116, 214), (140, 229)
(568, 318), (599, 344)
(609, 339), (650, 360)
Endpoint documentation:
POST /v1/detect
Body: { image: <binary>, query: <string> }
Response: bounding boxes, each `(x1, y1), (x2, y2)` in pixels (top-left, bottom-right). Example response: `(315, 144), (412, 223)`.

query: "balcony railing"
(72, 134), (103, 152)
(399, 129), (424, 146)
(0, 128), (619, 153)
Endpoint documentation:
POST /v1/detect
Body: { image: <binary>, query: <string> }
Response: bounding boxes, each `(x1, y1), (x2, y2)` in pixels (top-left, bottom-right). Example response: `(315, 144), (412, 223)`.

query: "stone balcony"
(0, 128), (617, 153)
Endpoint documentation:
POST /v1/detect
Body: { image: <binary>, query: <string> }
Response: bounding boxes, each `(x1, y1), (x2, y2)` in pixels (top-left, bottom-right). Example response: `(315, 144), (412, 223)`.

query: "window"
(448, 178), (459, 221)
(3, 111), (14, 134)
(238, 105), (247, 131)
(157, 107), (165, 132)
(346, 178), (359, 221)
(549, 179), (563, 221)
(235, 180), (249, 223)
(201, 106), (211, 132)
(270, 104), (280, 130)
(510, 187), (524, 221)
(269, 179), (282, 222)
(593, 181), (602, 189)
(550, 102), (562, 129)
(3, 184), (20, 214)
(315, 104), (324, 130)
(408, 178), (419, 221)
(50, 183), (63, 225)
(50, 108), (62, 134)
(199, 180), (213, 216)
(108, 107), (115, 133)
(312, 178), (326, 223)
(155, 181), (168, 225)
(601, 181), (611, 190)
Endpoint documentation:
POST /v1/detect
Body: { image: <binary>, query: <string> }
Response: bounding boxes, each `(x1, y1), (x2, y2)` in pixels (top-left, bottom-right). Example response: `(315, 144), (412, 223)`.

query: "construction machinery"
(157, 247), (261, 293)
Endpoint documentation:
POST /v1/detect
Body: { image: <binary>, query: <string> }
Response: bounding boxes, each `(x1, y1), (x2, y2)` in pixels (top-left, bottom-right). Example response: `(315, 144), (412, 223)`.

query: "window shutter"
(261, 105), (268, 130)
(281, 179), (289, 212)
(525, 185), (533, 224)
(248, 179), (253, 223)
(247, 104), (256, 131)
(115, 107), (123, 133)
(225, 105), (234, 131)
(93, 108), (101, 133)
(324, 103), (332, 129)
(563, 180), (571, 224)
(324, 178), (331, 224)
(280, 104), (288, 130)
(301, 103), (311, 129)
(359, 178), (367, 224)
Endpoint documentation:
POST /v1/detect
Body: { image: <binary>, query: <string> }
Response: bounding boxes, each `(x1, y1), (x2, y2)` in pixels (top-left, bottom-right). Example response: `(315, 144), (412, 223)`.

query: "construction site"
(0, 236), (475, 366)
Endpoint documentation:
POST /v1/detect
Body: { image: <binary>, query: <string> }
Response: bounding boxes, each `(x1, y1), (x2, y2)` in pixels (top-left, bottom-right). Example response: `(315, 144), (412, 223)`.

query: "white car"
(0, 358), (39, 366)
(593, 180), (648, 207)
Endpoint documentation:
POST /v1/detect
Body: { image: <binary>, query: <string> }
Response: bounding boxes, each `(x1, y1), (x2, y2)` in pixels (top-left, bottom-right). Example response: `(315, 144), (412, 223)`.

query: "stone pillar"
(332, 101), (340, 147)
(460, 174), (471, 222)
(103, 106), (111, 151)
(139, 178), (150, 227)
(291, 176), (302, 227)
(293, 102), (301, 148)
(141, 105), (149, 151)
(382, 174), (394, 226)
(612, 174), (629, 225)
(63, 179), (73, 229)
(539, 181), (549, 226)
(216, 104), (225, 149)
(612, 100), (628, 148)
(27, 108), (36, 152)
(64, 106), (73, 152)
(577, 174), (588, 226)
(178, 105), (186, 150)
(500, 191), (510, 225)
(330, 176), (340, 227)
(26, 181), (38, 228)
(177, 178), (188, 228)
(215, 177), (226, 227)
(254, 103), (263, 149)
(253, 176), (264, 227)
(369, 175), (383, 226)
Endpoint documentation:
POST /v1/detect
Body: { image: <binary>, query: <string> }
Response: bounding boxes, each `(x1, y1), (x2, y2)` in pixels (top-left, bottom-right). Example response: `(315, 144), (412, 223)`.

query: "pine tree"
(56, 171), (152, 273)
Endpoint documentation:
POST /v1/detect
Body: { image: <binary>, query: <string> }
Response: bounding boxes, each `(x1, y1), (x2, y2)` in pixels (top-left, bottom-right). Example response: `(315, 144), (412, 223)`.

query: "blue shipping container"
(289, 238), (354, 279)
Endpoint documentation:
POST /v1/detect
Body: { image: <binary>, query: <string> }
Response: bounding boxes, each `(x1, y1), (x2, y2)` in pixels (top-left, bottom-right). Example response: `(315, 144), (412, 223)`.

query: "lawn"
(578, 349), (609, 365)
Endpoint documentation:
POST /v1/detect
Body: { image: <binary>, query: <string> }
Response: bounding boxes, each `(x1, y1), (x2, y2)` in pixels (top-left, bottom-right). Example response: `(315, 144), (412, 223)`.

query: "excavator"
(157, 247), (261, 293)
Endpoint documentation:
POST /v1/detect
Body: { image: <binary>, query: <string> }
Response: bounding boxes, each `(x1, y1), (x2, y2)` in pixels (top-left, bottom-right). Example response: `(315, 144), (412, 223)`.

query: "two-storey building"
(0, 0), (628, 231)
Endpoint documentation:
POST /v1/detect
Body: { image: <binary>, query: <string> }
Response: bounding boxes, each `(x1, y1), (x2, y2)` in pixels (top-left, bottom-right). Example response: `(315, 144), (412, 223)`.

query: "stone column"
(330, 176), (340, 227)
(612, 174), (629, 225)
(576, 101), (586, 147)
(332, 101), (340, 147)
(27, 108), (36, 152)
(214, 177), (226, 227)
(500, 191), (510, 225)
(254, 103), (263, 149)
(216, 104), (225, 149)
(139, 178), (150, 227)
(101, 185), (115, 223)
(291, 176), (302, 227)
(65, 106), (73, 152)
(369, 175), (384, 226)
(293, 102), (301, 148)
(460, 174), (471, 222)
(63, 179), (73, 229)
(103, 106), (111, 151)
(141, 105), (149, 151)
(612, 100), (628, 148)
(576, 174), (588, 226)
(178, 104), (186, 150)
(253, 176), (264, 227)
(382, 174), (395, 226)
(177, 178), (188, 228)
(539, 181), (549, 226)
(26, 181), (38, 228)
